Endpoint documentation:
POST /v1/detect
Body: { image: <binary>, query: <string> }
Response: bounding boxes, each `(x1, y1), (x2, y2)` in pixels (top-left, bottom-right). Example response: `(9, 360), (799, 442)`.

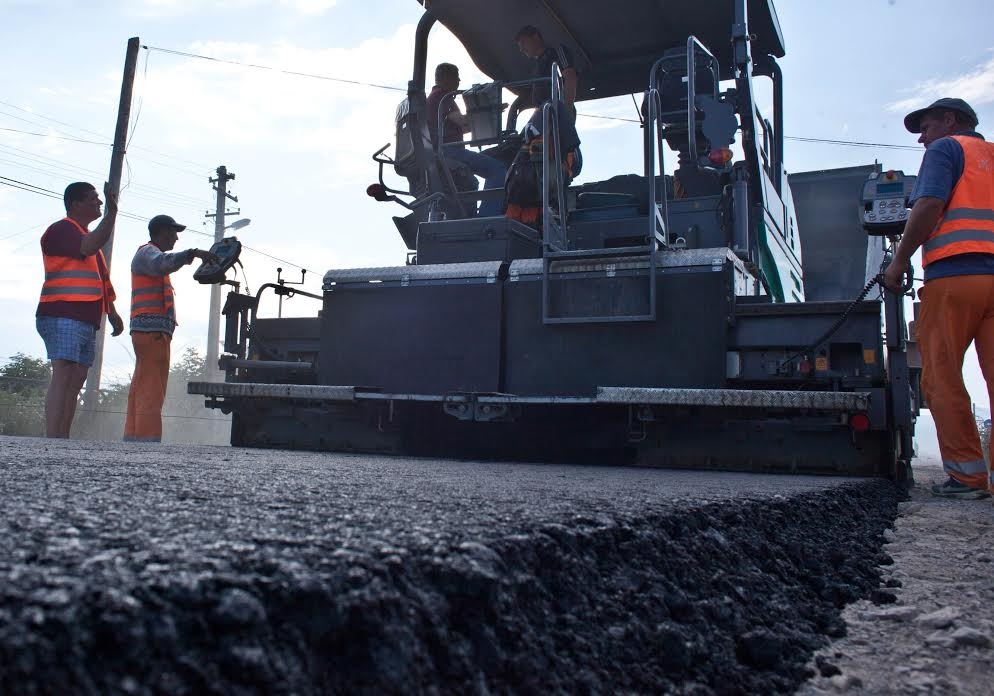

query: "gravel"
(799, 460), (994, 696)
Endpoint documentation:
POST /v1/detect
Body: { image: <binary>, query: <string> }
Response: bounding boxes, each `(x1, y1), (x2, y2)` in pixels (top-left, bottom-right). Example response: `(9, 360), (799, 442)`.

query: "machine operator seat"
(394, 95), (478, 219)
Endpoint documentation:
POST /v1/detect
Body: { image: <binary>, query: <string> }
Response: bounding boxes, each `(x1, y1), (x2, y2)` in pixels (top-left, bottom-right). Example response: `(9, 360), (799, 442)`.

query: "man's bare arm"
(79, 182), (118, 257)
(446, 109), (470, 134)
(562, 67), (578, 112)
(882, 196), (945, 292)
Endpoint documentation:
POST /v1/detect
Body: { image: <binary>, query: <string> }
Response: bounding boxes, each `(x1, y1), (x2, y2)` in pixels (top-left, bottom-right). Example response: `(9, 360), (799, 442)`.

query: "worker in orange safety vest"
(36, 181), (124, 438)
(884, 97), (994, 499)
(124, 214), (216, 442)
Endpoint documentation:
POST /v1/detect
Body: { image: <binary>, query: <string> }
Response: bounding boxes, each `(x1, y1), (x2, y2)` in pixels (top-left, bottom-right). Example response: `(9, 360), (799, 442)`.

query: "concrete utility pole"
(83, 36), (140, 409)
(204, 166), (238, 375)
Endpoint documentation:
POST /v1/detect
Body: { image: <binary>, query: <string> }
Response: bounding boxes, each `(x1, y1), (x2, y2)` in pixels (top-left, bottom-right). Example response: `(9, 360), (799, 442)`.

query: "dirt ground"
(799, 457), (993, 695)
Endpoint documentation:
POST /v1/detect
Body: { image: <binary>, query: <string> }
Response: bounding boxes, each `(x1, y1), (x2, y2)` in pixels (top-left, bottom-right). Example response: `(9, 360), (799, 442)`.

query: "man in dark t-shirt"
(36, 181), (124, 437)
(515, 25), (578, 122)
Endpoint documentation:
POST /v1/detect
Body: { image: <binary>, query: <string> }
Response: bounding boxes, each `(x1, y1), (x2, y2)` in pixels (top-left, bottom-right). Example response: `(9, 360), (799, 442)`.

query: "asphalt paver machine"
(191, 0), (919, 480)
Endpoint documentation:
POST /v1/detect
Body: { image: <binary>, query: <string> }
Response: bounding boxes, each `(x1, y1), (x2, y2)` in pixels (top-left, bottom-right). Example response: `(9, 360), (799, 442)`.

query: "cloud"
(130, 0), (337, 19)
(279, 0), (337, 14)
(888, 54), (994, 112)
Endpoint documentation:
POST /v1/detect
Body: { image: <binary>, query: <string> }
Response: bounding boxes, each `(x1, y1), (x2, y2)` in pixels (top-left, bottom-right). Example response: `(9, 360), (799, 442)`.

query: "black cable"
(785, 136), (920, 151)
(0, 126), (109, 145)
(777, 274), (883, 373)
(0, 99), (213, 173)
(142, 45), (406, 92)
(0, 177), (151, 224)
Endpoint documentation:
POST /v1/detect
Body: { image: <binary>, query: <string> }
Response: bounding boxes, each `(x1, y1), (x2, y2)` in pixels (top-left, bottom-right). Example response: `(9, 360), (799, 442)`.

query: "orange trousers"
(124, 331), (171, 442)
(917, 275), (994, 492)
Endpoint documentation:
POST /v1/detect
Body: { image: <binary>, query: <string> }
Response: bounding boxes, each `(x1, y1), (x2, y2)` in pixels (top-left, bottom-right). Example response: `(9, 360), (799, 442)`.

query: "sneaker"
(930, 477), (991, 499)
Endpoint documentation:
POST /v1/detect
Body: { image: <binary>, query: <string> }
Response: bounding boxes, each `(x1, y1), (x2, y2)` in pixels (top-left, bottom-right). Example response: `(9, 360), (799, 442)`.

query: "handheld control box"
(861, 170), (916, 236)
(193, 236), (243, 284)
(462, 82), (504, 142)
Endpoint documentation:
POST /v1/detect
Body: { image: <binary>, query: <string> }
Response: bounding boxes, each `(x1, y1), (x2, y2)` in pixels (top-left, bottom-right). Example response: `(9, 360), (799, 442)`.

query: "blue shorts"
(36, 316), (97, 367)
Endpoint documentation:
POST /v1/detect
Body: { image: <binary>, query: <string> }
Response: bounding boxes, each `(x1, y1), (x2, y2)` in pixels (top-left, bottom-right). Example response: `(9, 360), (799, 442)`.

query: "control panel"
(861, 169), (916, 236)
(193, 236), (243, 284)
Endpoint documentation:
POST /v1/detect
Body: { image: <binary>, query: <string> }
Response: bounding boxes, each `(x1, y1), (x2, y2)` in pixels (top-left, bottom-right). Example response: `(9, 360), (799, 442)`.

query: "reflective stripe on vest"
(922, 136), (994, 267)
(130, 244), (176, 321)
(39, 218), (116, 308)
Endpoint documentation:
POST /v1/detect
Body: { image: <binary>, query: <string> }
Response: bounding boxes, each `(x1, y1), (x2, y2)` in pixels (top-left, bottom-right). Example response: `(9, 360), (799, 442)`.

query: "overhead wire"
(0, 219), (50, 243)
(0, 99), (213, 176)
(142, 45), (406, 92)
(142, 44), (924, 154)
(0, 149), (210, 209)
(1, 175), (155, 224)
(3, 45), (925, 282)
(0, 174), (313, 275)
(0, 126), (110, 146)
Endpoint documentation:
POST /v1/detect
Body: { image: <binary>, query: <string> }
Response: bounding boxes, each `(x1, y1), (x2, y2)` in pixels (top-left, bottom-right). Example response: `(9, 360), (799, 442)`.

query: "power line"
(143, 45), (406, 92)
(0, 151), (204, 209)
(0, 98), (214, 173)
(0, 220), (49, 243)
(784, 135), (920, 151)
(180, 224), (315, 274)
(573, 110), (921, 151)
(0, 152), (208, 209)
(126, 49), (150, 151)
(0, 176), (147, 223)
(1, 173), (314, 274)
(0, 99), (111, 141)
(0, 175), (61, 200)
(0, 126), (110, 146)
(578, 112), (639, 123)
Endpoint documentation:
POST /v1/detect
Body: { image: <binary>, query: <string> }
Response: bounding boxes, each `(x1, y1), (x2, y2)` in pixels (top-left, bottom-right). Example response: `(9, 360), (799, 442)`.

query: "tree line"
(0, 348), (213, 438)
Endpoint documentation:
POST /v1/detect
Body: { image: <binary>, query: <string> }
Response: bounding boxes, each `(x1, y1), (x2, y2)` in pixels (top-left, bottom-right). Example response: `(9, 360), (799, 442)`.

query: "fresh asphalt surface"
(0, 435), (901, 695)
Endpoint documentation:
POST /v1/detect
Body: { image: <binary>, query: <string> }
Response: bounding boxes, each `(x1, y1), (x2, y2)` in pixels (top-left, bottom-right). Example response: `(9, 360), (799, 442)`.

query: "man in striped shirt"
(124, 214), (215, 442)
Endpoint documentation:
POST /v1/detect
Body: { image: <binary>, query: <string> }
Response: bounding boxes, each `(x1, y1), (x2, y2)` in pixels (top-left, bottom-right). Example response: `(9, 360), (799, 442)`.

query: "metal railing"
(541, 62), (568, 252)
(685, 35), (720, 169)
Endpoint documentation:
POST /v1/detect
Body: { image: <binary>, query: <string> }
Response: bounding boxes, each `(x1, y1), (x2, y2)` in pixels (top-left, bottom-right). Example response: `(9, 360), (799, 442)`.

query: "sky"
(1, 0), (993, 449)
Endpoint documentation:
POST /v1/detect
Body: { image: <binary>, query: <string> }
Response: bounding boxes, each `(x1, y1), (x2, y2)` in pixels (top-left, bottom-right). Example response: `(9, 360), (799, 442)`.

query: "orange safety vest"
(130, 244), (176, 321)
(39, 218), (116, 311)
(922, 135), (994, 267)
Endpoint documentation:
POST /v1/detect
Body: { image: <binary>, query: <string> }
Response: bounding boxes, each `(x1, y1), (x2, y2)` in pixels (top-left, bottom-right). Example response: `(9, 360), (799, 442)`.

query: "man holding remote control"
(124, 214), (216, 442)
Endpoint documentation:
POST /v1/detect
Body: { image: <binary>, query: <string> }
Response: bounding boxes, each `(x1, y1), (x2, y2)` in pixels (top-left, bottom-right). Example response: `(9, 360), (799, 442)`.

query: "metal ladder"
(540, 63), (669, 325)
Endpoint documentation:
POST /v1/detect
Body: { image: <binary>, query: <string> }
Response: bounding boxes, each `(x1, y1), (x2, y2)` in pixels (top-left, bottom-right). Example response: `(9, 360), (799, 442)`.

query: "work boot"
(930, 477), (991, 500)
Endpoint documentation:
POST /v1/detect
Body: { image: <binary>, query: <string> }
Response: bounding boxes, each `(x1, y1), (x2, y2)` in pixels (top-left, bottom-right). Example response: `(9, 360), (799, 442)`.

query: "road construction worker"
(124, 215), (215, 442)
(883, 97), (994, 499)
(515, 25), (578, 123)
(36, 181), (124, 438)
(426, 62), (507, 217)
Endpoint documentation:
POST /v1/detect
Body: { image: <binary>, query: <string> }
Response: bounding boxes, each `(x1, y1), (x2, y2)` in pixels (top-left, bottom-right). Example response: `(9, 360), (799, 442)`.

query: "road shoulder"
(799, 460), (994, 695)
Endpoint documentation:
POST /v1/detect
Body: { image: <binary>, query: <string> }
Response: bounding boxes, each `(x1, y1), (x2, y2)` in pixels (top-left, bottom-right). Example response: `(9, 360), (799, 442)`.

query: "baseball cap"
(904, 97), (979, 133)
(147, 214), (186, 233)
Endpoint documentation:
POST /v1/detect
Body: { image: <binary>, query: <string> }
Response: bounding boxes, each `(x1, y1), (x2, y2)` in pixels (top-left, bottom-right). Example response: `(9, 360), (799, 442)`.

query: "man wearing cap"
(36, 181), (124, 438)
(124, 215), (215, 442)
(884, 97), (994, 499)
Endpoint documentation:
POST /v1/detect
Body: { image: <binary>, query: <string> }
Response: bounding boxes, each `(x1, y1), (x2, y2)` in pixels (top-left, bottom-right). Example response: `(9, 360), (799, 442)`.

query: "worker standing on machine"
(884, 97), (994, 499)
(124, 214), (216, 443)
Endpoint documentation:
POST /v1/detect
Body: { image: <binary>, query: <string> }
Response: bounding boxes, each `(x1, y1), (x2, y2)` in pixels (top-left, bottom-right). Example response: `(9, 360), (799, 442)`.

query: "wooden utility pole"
(82, 36), (140, 411)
